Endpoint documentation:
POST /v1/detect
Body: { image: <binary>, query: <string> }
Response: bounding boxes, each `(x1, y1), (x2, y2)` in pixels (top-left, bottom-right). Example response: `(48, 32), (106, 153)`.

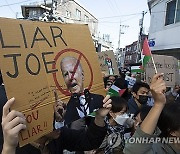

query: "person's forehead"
(115, 106), (127, 114)
(175, 85), (180, 88)
(62, 58), (77, 65)
(138, 87), (149, 93)
(61, 59), (77, 69)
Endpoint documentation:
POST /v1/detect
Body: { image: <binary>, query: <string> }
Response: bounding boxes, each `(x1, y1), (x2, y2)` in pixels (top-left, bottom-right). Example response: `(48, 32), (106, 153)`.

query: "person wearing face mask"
(95, 96), (133, 154)
(166, 84), (180, 103)
(127, 81), (150, 115)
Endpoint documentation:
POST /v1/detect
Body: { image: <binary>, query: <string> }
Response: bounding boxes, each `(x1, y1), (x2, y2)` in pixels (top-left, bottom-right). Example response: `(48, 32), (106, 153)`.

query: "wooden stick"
(151, 55), (157, 74)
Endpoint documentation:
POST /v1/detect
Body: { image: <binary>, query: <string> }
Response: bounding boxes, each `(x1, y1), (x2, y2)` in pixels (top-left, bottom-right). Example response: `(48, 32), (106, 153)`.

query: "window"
(32, 10), (37, 16)
(176, 0), (180, 22)
(76, 9), (81, 20)
(84, 15), (89, 22)
(165, 0), (176, 25)
(66, 10), (71, 18)
(165, 0), (180, 25)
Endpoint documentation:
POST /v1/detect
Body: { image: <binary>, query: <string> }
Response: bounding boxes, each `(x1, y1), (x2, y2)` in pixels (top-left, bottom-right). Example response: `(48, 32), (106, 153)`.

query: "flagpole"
(151, 54), (158, 74)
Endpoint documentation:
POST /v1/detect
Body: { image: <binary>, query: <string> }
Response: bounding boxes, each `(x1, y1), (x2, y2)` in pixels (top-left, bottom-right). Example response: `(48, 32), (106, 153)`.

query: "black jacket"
(15, 121), (107, 154)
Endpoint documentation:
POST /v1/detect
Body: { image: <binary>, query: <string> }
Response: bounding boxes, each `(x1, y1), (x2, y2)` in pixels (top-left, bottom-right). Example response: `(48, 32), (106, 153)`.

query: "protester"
(60, 56), (104, 125)
(96, 96), (133, 154)
(104, 79), (113, 91)
(114, 77), (131, 101)
(1, 95), (112, 154)
(127, 81), (150, 114)
(107, 75), (117, 83)
(166, 84), (180, 102)
(124, 73), (180, 154)
(131, 105), (152, 135)
(158, 102), (180, 139)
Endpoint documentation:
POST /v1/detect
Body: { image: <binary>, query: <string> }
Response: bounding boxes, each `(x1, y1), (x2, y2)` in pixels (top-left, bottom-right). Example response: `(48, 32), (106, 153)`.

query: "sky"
(0, 0), (150, 49)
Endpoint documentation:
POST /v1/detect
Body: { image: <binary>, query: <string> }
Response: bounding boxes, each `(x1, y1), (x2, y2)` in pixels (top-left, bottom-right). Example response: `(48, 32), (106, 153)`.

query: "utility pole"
(136, 11), (147, 62)
(117, 22), (129, 69)
(118, 22), (129, 50)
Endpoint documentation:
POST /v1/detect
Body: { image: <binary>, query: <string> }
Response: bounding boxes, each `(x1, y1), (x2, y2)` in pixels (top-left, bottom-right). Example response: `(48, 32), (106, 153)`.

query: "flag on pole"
(131, 66), (143, 73)
(142, 37), (152, 68)
(107, 85), (126, 97)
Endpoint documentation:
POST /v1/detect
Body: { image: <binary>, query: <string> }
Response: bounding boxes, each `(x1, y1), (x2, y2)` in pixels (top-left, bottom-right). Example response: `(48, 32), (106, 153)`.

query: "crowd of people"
(0, 68), (180, 154)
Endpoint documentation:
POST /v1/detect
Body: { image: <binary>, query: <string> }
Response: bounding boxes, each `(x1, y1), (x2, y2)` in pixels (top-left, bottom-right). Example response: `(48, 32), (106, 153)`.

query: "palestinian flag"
(142, 38), (152, 68)
(107, 85), (126, 97)
(131, 66), (143, 73)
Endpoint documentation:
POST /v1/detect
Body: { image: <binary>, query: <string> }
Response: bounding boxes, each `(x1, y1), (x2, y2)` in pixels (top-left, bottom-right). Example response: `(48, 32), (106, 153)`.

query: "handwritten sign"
(0, 17), (105, 146)
(97, 51), (119, 76)
(125, 76), (136, 88)
(145, 55), (180, 87)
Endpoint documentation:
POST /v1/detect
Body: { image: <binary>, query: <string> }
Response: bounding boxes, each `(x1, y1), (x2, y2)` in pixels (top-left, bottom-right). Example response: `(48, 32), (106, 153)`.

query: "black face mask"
(137, 95), (148, 104)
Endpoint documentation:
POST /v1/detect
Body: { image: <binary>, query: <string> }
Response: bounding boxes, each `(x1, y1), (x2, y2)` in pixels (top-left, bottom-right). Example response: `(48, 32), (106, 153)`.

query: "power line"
(98, 9), (180, 20)
(107, 0), (120, 15)
(105, 0), (117, 15)
(0, 0), (40, 7)
(4, 0), (16, 14)
(98, 12), (142, 19)
(113, 0), (121, 15)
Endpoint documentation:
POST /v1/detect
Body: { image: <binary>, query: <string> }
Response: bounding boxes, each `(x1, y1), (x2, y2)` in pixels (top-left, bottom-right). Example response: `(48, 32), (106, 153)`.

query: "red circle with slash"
(52, 48), (93, 96)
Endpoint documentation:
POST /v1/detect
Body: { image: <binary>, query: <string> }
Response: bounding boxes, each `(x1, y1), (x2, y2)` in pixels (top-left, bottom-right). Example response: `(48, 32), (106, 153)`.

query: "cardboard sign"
(97, 51), (119, 76)
(0, 18), (106, 146)
(145, 55), (180, 87)
(125, 75), (136, 88)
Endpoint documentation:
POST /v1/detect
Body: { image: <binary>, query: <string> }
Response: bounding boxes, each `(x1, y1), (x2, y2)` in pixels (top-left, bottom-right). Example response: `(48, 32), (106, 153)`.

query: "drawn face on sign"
(60, 57), (84, 94)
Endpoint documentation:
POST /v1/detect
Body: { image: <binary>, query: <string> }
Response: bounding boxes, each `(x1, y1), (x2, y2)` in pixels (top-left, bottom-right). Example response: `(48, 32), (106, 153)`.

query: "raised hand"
(54, 90), (66, 122)
(150, 73), (166, 106)
(95, 95), (112, 127)
(99, 95), (112, 117)
(2, 98), (26, 154)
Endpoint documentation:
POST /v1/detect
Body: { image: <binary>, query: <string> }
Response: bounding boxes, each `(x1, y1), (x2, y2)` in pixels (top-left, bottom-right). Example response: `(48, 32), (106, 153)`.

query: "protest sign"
(125, 76), (136, 88)
(0, 17), (106, 146)
(145, 55), (180, 87)
(97, 51), (119, 76)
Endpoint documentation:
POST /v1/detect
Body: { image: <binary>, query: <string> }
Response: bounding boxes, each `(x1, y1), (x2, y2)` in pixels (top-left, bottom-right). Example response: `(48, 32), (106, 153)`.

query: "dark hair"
(132, 81), (150, 94)
(104, 79), (113, 89)
(114, 77), (131, 101)
(110, 96), (128, 113)
(108, 75), (118, 80)
(114, 77), (127, 89)
(139, 106), (152, 121)
(158, 103), (180, 137)
(134, 105), (152, 120)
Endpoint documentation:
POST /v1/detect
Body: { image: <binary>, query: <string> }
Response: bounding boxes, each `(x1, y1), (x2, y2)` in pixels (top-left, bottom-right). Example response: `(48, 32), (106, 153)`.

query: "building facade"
(148, 0), (180, 60)
(21, 0), (113, 52)
(124, 41), (138, 66)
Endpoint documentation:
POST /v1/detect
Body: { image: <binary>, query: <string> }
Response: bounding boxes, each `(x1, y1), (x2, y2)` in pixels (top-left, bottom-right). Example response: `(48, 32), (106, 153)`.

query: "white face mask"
(114, 113), (129, 125)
